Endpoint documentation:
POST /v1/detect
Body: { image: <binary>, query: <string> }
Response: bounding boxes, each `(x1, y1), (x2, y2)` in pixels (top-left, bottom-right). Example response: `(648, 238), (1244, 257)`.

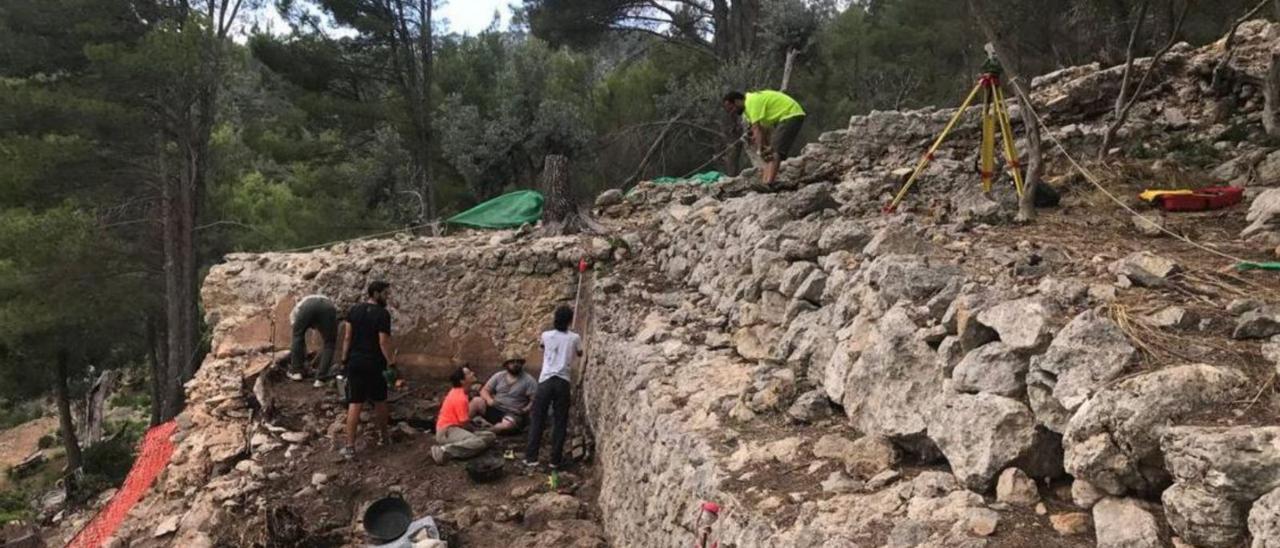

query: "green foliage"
(0, 490), (32, 524)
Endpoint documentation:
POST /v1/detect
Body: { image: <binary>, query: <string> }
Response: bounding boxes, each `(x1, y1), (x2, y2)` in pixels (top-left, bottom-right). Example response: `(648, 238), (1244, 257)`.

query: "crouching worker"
(287, 294), (339, 387)
(432, 366), (495, 464)
(470, 357), (537, 434)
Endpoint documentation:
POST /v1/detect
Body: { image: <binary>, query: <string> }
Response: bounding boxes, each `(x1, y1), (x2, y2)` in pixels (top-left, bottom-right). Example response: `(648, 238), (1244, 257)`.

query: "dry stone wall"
(112, 235), (596, 546)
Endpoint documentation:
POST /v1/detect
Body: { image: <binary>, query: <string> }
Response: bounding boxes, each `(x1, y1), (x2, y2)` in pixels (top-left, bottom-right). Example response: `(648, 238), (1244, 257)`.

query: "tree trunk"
(56, 350), (83, 475)
(781, 48), (799, 91)
(711, 0), (761, 61)
(1264, 50), (1280, 138)
(147, 314), (165, 426)
(539, 155), (605, 236)
(1113, 0), (1152, 119)
(160, 139), (193, 422)
(542, 155), (574, 225)
(83, 370), (118, 446)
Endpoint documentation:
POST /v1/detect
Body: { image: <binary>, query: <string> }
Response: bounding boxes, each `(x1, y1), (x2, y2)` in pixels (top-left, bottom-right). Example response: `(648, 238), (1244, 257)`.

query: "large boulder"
(1250, 487), (1280, 548)
(841, 306), (946, 447)
(1161, 427), (1280, 547)
(926, 393), (1041, 491)
(1064, 364), (1249, 495)
(861, 254), (961, 310)
(1093, 497), (1163, 548)
(1028, 310), (1137, 432)
(975, 298), (1055, 352)
(1163, 484), (1249, 548)
(1163, 427), (1280, 502)
(951, 342), (1028, 398)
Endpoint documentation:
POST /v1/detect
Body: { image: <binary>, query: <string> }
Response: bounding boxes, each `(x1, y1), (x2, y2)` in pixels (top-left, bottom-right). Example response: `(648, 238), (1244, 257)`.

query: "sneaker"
(431, 446), (447, 465)
(338, 446), (355, 460)
(312, 379), (326, 388)
(521, 459), (539, 469)
(287, 372), (305, 382)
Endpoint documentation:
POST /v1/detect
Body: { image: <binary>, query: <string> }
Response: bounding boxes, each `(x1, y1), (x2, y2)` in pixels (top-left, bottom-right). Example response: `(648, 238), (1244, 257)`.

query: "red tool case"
(1151, 186), (1244, 212)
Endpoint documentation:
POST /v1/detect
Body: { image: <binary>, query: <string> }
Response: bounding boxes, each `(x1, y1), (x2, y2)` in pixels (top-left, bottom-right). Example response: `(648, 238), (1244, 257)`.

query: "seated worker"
(469, 357), (537, 434)
(432, 366), (496, 464)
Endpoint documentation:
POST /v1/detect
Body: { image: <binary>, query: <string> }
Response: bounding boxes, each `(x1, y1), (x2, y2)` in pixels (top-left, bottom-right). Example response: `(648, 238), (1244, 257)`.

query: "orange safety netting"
(67, 420), (178, 548)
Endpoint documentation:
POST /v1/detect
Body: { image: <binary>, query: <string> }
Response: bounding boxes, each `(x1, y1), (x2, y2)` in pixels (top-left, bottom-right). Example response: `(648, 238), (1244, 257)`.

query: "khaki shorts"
(771, 115), (806, 161)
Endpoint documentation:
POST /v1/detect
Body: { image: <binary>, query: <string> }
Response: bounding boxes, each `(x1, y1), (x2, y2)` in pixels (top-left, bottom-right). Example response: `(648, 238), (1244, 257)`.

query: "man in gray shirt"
(469, 357), (537, 434)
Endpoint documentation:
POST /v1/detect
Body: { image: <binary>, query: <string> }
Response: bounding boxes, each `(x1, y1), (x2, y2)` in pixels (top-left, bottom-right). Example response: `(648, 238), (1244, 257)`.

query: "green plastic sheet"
(649, 171), (725, 186)
(1236, 262), (1280, 272)
(445, 190), (544, 229)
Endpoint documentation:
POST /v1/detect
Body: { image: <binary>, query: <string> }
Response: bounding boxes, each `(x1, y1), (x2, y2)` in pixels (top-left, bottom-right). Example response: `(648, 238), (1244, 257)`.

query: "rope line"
(1006, 75), (1254, 266)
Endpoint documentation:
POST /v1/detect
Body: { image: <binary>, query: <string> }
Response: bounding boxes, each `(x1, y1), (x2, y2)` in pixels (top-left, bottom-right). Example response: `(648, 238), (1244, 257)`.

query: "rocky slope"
(86, 20), (1280, 548)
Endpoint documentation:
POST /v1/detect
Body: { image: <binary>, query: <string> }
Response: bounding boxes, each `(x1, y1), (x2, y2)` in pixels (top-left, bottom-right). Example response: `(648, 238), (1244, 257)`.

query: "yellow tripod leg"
(887, 81), (985, 212)
(994, 87), (1025, 197)
(981, 86), (996, 193)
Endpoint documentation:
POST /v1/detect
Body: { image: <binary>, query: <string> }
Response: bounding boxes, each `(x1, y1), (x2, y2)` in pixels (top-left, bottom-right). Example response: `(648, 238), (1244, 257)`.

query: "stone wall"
(111, 234), (599, 546)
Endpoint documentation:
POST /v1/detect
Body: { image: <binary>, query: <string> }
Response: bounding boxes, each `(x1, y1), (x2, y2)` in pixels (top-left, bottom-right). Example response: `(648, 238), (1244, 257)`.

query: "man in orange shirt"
(431, 366), (495, 464)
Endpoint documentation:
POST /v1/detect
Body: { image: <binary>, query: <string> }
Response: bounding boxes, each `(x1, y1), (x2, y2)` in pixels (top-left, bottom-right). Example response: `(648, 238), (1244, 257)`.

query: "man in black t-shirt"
(338, 280), (397, 459)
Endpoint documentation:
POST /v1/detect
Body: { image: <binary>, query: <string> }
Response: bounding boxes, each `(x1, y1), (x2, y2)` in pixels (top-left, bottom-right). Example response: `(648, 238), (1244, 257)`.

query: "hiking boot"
(431, 446), (447, 465)
(287, 372), (305, 382)
(312, 379), (326, 388)
(338, 446), (355, 461)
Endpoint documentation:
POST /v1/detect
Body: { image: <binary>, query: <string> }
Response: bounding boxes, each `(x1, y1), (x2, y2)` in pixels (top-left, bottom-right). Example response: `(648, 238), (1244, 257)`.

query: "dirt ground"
(213, 365), (605, 548)
(0, 417), (56, 491)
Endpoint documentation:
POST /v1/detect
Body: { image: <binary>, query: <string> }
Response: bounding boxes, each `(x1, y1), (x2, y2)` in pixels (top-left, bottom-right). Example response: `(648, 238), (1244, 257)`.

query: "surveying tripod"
(885, 50), (1026, 213)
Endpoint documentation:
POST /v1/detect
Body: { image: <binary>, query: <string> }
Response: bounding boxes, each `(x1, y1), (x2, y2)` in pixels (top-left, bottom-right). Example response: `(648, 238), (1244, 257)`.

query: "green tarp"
(649, 171), (725, 186)
(445, 190), (544, 229)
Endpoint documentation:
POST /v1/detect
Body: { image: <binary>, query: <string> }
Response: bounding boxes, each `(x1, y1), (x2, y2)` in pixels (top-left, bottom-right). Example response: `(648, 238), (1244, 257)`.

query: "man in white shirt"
(524, 305), (582, 469)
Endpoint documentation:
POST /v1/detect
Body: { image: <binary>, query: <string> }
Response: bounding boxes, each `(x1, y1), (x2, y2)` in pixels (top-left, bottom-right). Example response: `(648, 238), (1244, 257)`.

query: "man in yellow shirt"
(722, 90), (806, 185)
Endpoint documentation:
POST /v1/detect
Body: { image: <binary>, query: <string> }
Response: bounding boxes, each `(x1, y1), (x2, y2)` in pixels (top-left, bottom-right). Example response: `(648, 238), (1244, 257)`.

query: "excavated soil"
(211, 367), (605, 547)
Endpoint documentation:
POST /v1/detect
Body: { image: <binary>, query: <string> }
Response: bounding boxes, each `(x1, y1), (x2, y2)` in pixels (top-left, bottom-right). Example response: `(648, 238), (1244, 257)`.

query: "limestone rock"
(525, 493), (583, 528)
(844, 436), (902, 479)
(786, 390), (832, 423)
(966, 508), (1000, 537)
(1028, 310), (1136, 432)
(1094, 497), (1162, 548)
(1243, 188), (1280, 238)
(1111, 251), (1180, 287)
(927, 393), (1040, 491)
(779, 262), (817, 298)
(1234, 306), (1280, 340)
(1146, 306), (1197, 329)
(819, 220), (871, 254)
(995, 468), (1039, 506)
(1050, 512), (1091, 536)
(868, 469), (902, 490)
(1163, 426), (1280, 502)
(864, 223), (931, 257)
(1249, 487), (1280, 548)
(813, 434), (900, 479)
(952, 342), (1028, 398)
(1064, 364), (1249, 495)
(595, 189), (624, 208)
(841, 306), (944, 445)
(1163, 484), (1248, 548)
(976, 298), (1054, 351)
(862, 255), (960, 309)
(820, 471), (864, 494)
(1132, 214), (1166, 237)
(795, 269), (828, 304)
(1072, 479), (1105, 509)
